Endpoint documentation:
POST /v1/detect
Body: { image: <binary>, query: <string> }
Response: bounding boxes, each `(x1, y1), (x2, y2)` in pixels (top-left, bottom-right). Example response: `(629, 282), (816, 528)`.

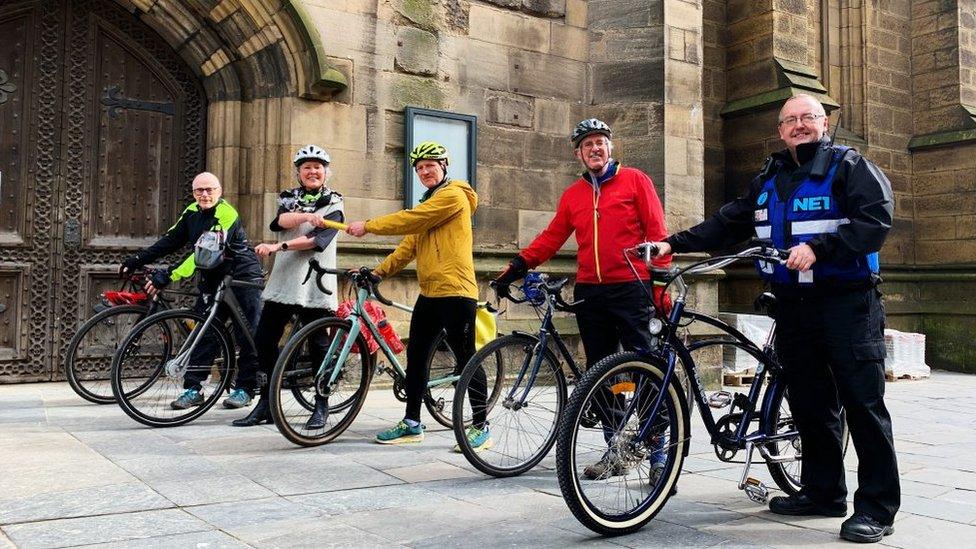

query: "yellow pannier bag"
(475, 301), (498, 350)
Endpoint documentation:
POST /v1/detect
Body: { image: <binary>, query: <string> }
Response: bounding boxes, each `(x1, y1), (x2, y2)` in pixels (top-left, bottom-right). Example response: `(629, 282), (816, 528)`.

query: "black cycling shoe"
(232, 398), (272, 427)
(840, 513), (894, 543)
(768, 494), (847, 517)
(304, 396), (329, 430)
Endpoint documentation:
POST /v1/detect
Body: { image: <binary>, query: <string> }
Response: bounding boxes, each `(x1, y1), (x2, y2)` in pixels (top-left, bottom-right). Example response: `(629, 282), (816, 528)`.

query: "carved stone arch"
(112, 0), (346, 102)
(109, 0), (348, 234)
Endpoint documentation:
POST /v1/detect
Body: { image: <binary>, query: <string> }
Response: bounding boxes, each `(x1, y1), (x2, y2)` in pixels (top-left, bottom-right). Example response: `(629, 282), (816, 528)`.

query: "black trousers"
(235, 300), (331, 394)
(774, 287), (900, 525)
(184, 284), (263, 390)
(405, 295), (485, 426)
(574, 281), (655, 367)
(574, 281), (657, 442)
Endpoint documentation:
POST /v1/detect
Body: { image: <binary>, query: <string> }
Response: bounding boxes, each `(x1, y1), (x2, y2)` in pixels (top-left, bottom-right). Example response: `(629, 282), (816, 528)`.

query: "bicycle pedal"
(742, 477), (769, 504)
(708, 390), (733, 409)
(374, 360), (387, 375)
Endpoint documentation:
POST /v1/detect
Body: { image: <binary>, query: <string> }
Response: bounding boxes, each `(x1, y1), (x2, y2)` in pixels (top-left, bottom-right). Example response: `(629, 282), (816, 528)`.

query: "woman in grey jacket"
(230, 145), (344, 427)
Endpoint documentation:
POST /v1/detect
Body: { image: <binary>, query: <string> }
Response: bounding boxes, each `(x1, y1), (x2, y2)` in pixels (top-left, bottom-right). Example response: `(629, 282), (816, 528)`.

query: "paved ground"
(1, 370), (975, 548)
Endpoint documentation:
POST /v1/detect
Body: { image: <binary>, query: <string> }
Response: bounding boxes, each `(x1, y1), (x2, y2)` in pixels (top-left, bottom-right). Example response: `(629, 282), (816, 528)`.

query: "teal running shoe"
(222, 388), (252, 409)
(171, 388), (204, 410)
(375, 420), (425, 444)
(453, 425), (492, 453)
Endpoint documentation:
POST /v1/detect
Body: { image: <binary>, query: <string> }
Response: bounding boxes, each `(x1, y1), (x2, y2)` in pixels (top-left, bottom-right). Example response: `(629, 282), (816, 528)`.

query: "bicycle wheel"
(555, 352), (687, 536)
(65, 304), (149, 404)
(269, 317), (373, 446)
(423, 330), (458, 429)
(112, 309), (233, 427)
(453, 333), (566, 477)
(764, 384), (851, 495)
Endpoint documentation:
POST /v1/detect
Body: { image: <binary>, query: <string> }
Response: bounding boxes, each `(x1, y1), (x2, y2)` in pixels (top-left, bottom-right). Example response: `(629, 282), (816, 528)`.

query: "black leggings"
(235, 300), (331, 394)
(405, 295), (486, 427)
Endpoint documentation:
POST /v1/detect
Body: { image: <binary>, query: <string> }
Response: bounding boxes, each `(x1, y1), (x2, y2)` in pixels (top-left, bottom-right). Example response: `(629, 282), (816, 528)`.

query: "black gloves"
(148, 269), (171, 290)
(492, 255), (529, 299)
(119, 256), (143, 277)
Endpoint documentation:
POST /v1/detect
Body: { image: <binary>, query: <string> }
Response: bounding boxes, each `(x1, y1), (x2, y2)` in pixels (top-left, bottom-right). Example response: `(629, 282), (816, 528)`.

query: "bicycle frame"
(169, 276), (261, 370)
(609, 247), (799, 474)
(317, 285), (458, 391)
(505, 290), (582, 406)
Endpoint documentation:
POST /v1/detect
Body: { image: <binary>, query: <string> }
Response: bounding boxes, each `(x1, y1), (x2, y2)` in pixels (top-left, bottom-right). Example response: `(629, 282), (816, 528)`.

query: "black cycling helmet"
(571, 118), (613, 147)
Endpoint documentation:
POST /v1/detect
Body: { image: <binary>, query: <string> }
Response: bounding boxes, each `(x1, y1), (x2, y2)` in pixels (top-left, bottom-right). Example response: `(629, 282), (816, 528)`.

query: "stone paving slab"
(1, 371), (975, 548)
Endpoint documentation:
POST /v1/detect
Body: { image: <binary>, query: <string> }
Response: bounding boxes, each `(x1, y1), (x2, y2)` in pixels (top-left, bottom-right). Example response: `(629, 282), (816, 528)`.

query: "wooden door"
(0, 0), (206, 382)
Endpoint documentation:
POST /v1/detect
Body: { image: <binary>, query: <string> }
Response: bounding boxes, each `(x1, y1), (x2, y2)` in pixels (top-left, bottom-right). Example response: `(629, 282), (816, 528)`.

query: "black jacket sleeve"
(666, 178), (763, 254)
(307, 209), (345, 251)
(806, 153), (894, 262)
(135, 210), (191, 265)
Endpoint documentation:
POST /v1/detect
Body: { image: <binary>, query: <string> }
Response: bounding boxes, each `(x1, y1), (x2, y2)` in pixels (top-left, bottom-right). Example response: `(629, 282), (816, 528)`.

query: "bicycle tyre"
(423, 330), (457, 429)
(425, 331), (505, 430)
(764, 383), (851, 495)
(65, 304), (149, 404)
(269, 317), (373, 447)
(112, 309), (233, 427)
(453, 333), (566, 477)
(555, 351), (687, 536)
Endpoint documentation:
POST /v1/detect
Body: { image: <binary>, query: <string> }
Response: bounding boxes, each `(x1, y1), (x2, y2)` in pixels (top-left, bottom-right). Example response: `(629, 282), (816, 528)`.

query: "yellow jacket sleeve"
(365, 187), (464, 235)
(375, 234), (417, 278)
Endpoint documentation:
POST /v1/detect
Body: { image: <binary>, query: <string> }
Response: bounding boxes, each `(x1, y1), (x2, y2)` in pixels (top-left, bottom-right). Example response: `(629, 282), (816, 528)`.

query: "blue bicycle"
(555, 243), (849, 535)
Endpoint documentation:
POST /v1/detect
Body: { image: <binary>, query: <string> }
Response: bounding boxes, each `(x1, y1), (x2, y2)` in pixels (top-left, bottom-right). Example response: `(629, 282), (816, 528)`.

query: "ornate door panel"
(0, 0), (206, 382)
(0, 3), (65, 379)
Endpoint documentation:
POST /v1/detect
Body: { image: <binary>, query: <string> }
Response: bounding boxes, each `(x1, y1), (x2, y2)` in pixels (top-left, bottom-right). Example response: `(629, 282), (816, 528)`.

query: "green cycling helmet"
(409, 141), (449, 166)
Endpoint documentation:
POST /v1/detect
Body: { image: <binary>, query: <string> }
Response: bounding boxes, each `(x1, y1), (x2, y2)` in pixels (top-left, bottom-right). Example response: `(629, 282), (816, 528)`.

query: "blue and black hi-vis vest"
(753, 145), (880, 286)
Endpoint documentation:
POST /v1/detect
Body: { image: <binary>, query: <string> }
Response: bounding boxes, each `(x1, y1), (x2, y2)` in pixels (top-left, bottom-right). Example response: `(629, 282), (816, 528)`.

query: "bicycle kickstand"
(737, 441), (770, 504)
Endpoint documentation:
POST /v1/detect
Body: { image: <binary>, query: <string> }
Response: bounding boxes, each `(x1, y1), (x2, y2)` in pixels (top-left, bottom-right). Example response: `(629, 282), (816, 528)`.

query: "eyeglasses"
(192, 187), (219, 195)
(778, 113), (825, 127)
(579, 138), (610, 150)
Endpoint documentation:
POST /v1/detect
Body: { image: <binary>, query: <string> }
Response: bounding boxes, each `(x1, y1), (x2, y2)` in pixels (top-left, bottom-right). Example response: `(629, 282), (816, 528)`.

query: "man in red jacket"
(493, 118), (671, 479)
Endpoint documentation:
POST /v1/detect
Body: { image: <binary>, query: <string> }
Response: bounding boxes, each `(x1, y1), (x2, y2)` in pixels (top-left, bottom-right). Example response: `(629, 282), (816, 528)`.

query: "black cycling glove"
(119, 256), (143, 277)
(492, 255), (529, 299)
(149, 269), (171, 290)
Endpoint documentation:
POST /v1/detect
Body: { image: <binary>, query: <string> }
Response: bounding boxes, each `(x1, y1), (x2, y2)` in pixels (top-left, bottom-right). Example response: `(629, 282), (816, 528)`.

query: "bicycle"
(452, 272), (589, 477)
(555, 242), (850, 535)
(110, 274), (264, 427)
(63, 272), (197, 404)
(267, 260), (502, 447)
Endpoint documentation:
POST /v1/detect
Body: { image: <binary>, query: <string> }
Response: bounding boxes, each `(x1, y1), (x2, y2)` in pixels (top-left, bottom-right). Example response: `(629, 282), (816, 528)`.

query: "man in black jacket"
(651, 95), (899, 543)
(120, 172), (264, 410)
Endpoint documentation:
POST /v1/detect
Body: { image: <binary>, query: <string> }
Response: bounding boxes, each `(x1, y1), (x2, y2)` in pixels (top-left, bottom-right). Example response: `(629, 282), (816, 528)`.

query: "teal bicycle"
(268, 260), (503, 446)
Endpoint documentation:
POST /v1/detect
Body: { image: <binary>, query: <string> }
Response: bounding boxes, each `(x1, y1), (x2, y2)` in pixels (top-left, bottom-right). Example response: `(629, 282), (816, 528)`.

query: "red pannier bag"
(335, 300), (405, 355)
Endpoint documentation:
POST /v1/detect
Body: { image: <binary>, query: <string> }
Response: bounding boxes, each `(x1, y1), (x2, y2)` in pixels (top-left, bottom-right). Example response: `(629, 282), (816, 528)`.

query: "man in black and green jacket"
(120, 172), (263, 410)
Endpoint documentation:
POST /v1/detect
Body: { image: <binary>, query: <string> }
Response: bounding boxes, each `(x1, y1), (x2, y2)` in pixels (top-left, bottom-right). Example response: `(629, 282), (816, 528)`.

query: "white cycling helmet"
(293, 144), (331, 167)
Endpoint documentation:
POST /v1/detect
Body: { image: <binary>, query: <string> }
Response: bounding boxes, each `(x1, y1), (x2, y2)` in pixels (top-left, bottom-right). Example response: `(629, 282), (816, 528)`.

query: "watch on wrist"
(280, 242), (289, 251)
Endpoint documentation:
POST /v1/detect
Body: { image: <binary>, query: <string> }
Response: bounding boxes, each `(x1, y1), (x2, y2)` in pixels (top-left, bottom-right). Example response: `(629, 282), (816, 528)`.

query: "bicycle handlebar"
(303, 259), (393, 306)
(490, 275), (580, 312)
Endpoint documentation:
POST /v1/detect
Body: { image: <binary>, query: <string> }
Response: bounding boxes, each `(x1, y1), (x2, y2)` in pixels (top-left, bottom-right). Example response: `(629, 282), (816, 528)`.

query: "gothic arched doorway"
(0, 0), (207, 381)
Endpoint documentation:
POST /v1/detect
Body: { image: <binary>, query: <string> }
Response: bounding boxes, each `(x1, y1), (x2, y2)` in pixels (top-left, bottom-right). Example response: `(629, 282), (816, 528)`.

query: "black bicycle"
(64, 272), (195, 404)
(110, 275), (264, 427)
(452, 272), (589, 477)
(555, 243), (849, 535)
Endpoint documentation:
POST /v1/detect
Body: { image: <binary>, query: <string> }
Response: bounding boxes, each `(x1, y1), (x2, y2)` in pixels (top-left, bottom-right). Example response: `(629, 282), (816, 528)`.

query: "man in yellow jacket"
(346, 141), (490, 449)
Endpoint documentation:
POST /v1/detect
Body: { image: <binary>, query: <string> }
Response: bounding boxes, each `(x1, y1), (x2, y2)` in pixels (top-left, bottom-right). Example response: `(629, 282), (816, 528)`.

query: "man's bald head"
(191, 172), (222, 209)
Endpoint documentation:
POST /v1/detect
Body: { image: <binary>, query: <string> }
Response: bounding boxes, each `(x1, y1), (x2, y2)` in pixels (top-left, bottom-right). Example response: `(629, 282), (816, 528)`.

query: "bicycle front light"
(648, 318), (664, 335)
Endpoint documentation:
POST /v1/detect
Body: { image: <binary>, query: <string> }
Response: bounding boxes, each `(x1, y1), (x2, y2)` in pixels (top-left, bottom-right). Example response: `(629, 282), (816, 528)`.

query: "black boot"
(232, 397), (272, 427)
(840, 513), (894, 543)
(304, 395), (329, 430)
